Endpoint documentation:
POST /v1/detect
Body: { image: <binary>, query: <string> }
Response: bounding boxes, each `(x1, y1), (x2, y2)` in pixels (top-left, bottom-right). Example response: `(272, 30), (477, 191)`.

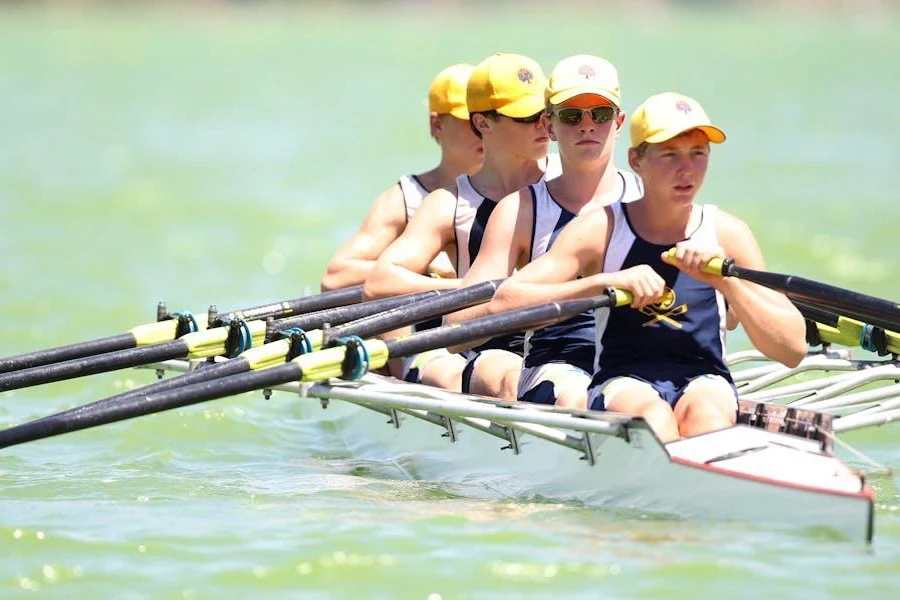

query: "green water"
(1, 3), (899, 597)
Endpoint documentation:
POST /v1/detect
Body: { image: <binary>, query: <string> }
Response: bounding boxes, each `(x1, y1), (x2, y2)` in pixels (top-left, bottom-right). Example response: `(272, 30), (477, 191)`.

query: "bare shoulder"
(360, 181), (406, 230)
(713, 207), (765, 267)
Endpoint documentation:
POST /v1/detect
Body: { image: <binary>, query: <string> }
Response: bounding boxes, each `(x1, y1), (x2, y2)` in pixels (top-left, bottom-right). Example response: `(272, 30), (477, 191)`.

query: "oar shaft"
(274, 289), (440, 334)
(0, 286), (363, 376)
(713, 259), (900, 331)
(385, 291), (622, 359)
(0, 362), (301, 449)
(0, 333), (135, 375)
(325, 279), (503, 343)
(0, 340), (188, 392)
(225, 285), (363, 321)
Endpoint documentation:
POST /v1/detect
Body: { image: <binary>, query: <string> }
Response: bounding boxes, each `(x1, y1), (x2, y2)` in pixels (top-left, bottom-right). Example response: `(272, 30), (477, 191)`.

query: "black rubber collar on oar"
(715, 258), (900, 333)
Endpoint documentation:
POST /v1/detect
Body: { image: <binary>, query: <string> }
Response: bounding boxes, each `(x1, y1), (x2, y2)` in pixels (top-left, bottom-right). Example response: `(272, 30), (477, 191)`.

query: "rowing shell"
(144, 358), (875, 543)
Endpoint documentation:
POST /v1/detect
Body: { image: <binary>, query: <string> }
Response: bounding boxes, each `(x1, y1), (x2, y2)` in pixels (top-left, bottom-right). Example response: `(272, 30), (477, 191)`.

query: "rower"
(488, 92), (807, 441)
(445, 55), (643, 410)
(321, 63), (482, 292)
(320, 63), (483, 384)
(364, 53), (561, 399)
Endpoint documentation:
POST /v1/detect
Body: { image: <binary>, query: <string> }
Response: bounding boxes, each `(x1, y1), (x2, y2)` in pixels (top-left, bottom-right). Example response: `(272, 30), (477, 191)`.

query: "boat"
(2, 267), (897, 544)
(140, 340), (897, 544)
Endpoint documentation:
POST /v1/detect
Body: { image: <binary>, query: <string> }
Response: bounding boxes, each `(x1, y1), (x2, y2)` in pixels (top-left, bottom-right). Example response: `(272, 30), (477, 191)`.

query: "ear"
(543, 113), (558, 142)
(614, 110), (626, 138)
(627, 147), (641, 173)
(472, 113), (491, 136)
(429, 112), (442, 140)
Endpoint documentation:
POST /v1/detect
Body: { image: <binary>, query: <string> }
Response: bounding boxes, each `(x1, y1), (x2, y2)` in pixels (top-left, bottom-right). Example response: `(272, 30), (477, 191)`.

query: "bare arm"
(363, 189), (461, 299)
(491, 207), (666, 314)
(666, 211), (807, 367)
(444, 190), (532, 326)
(320, 183), (407, 291)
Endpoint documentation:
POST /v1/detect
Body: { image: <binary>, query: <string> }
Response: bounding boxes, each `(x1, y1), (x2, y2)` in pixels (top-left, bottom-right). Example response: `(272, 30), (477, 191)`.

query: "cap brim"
(547, 86), (620, 108)
(448, 106), (469, 119)
(496, 95), (546, 119)
(644, 124), (726, 144)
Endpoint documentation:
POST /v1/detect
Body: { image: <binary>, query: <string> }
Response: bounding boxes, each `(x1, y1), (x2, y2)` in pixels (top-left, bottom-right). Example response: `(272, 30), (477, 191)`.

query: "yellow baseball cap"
(545, 55), (621, 108)
(466, 53), (547, 119)
(428, 63), (474, 119)
(630, 92), (726, 147)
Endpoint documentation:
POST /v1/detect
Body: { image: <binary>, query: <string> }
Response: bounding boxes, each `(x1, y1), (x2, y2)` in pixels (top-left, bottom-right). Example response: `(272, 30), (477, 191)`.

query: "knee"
(555, 386), (588, 411)
(682, 396), (736, 426)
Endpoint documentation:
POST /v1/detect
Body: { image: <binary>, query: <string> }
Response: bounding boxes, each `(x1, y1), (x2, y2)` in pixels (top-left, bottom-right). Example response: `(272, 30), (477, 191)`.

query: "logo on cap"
(577, 64), (596, 79)
(675, 100), (692, 114)
(517, 68), (534, 84)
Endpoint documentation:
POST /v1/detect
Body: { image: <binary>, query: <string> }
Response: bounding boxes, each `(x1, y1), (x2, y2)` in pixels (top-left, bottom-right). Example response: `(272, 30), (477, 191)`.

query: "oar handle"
(660, 249), (731, 277)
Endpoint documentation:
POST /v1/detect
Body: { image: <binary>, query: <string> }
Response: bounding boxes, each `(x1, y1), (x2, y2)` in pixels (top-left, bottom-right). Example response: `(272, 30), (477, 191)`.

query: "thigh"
(418, 352), (466, 392)
(673, 375), (738, 423)
(469, 349), (523, 399)
(518, 363), (590, 409)
(592, 377), (664, 413)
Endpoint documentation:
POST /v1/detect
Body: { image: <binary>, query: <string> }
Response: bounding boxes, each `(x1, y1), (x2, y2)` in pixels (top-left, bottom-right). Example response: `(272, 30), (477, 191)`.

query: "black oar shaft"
(0, 362), (300, 449)
(0, 285), (363, 376)
(0, 340), (189, 392)
(386, 292), (615, 359)
(0, 333), (135, 375)
(225, 285), (363, 321)
(724, 262), (900, 331)
(325, 279), (502, 343)
(275, 289), (439, 334)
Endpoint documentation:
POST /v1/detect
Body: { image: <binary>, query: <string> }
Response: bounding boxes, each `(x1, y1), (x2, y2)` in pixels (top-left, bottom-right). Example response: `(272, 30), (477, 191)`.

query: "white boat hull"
(295, 377), (874, 542)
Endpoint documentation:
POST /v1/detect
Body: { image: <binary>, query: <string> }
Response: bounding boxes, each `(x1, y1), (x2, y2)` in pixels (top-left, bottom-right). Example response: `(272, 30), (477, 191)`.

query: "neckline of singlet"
(463, 154), (553, 204)
(621, 201), (706, 248)
(541, 170), (629, 216)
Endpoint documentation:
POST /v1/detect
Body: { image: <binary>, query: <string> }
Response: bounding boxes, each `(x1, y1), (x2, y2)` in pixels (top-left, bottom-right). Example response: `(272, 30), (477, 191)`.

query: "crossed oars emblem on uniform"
(640, 288), (688, 329)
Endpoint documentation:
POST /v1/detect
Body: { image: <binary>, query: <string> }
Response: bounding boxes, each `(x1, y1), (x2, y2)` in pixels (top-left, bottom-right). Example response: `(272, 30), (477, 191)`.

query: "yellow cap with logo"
(428, 63), (475, 119)
(545, 55), (621, 108)
(466, 53), (547, 118)
(630, 92), (726, 147)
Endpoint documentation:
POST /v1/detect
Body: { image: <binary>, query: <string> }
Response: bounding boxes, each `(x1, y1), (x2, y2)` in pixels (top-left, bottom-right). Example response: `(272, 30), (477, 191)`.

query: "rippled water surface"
(1, 4), (899, 598)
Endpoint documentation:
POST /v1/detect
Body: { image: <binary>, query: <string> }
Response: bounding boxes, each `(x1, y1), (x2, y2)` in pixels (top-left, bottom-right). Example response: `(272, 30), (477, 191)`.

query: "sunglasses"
(480, 110), (544, 125)
(554, 106), (618, 126)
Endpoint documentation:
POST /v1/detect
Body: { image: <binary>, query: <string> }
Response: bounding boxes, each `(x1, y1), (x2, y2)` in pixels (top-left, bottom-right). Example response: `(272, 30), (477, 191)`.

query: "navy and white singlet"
(523, 170), (644, 373)
(589, 202), (732, 404)
(398, 174), (429, 222)
(453, 154), (563, 355)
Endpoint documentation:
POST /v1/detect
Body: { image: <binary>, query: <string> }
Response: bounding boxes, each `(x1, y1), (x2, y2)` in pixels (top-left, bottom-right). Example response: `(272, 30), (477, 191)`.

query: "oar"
(0, 285), (364, 375)
(0, 288), (631, 449)
(701, 256), (900, 332)
(794, 301), (900, 355)
(0, 281), (502, 440)
(0, 286), (426, 393)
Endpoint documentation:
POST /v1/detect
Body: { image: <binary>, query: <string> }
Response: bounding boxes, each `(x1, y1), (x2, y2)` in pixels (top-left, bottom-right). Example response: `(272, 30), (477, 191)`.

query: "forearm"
(364, 262), (461, 300)
(721, 279), (807, 367)
(320, 258), (377, 291)
(491, 274), (609, 315)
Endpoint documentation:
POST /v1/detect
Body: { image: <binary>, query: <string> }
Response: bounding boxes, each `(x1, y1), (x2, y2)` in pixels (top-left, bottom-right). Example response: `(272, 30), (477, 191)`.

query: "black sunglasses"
(554, 106), (618, 126)
(505, 111), (544, 124)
